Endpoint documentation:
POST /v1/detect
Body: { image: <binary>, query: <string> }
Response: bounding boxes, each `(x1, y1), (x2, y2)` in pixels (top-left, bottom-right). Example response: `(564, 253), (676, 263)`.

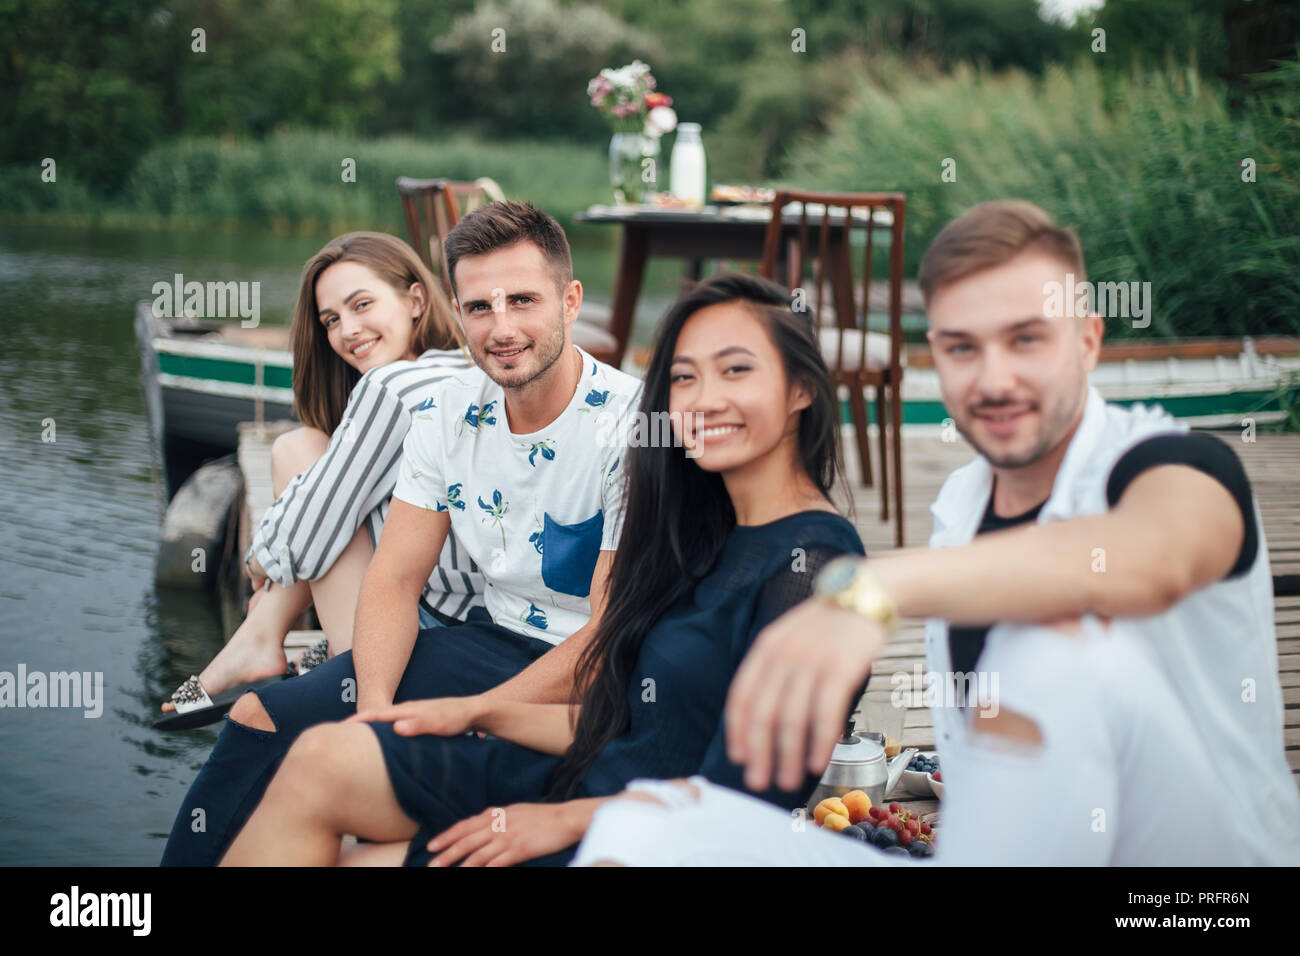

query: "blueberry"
(882, 846), (910, 856)
(909, 842), (934, 858)
(841, 825), (869, 841)
(873, 826), (899, 849)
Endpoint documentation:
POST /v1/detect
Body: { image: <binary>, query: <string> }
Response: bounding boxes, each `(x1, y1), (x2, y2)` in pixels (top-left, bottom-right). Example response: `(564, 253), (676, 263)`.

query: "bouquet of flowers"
(587, 60), (678, 138)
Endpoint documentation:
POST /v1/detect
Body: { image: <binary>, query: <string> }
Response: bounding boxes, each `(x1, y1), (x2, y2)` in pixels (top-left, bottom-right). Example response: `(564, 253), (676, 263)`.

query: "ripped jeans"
(159, 614), (553, 866)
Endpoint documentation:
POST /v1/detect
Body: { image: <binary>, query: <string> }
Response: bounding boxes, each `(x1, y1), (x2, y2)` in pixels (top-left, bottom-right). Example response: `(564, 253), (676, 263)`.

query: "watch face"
(816, 556), (858, 594)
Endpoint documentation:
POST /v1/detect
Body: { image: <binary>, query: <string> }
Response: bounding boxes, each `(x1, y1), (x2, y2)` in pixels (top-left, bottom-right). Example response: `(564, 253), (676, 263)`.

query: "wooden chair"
(396, 177), (620, 365)
(760, 190), (907, 547)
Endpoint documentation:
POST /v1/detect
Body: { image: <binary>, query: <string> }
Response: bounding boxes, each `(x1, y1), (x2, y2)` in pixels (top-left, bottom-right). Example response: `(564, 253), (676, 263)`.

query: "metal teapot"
(806, 718), (916, 814)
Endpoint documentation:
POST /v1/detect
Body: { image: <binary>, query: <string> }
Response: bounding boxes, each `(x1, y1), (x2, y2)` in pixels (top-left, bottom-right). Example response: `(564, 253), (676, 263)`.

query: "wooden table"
(574, 204), (895, 368)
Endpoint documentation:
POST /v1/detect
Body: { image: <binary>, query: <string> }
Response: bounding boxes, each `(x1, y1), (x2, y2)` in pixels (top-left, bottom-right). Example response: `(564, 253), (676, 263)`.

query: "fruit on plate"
(813, 797), (849, 825)
(907, 753), (940, 774)
(932, 771), (942, 782)
(872, 826), (899, 849)
(841, 790), (872, 823)
(709, 184), (776, 204)
(813, 792), (937, 856)
(823, 812), (851, 832)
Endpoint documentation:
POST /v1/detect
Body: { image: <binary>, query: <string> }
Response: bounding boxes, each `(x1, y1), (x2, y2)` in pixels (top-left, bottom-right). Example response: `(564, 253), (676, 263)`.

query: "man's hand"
(348, 695), (486, 737)
(726, 597), (889, 793)
(426, 802), (582, 867)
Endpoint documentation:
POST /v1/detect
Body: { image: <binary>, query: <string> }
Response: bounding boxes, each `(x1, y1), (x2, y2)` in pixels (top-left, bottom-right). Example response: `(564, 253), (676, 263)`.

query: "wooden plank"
(285, 629), (323, 650)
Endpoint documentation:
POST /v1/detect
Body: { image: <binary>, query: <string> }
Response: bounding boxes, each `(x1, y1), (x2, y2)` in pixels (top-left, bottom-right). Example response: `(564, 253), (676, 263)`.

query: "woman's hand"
(348, 695), (486, 737)
(726, 597), (888, 793)
(426, 802), (584, 867)
(245, 554), (268, 592)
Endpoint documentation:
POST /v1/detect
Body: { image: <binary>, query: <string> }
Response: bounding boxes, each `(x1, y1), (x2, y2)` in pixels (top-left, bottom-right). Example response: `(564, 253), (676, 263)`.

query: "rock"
(155, 456), (243, 590)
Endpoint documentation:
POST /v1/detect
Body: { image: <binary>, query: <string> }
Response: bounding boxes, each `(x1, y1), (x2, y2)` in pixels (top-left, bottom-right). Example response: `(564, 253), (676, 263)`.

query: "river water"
(0, 221), (677, 864)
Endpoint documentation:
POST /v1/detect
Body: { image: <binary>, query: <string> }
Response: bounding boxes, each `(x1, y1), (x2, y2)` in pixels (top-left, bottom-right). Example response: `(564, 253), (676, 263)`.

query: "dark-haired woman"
(160, 232), (483, 722)
(221, 273), (865, 866)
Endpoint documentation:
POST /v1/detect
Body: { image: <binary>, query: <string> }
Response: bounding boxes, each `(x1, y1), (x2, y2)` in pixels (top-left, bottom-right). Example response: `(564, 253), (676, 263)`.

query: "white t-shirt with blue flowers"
(392, 346), (642, 645)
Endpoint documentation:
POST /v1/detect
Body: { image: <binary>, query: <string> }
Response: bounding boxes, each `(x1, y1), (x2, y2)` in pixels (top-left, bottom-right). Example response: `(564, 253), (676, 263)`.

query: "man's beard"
(474, 314), (567, 390)
(954, 385), (1083, 471)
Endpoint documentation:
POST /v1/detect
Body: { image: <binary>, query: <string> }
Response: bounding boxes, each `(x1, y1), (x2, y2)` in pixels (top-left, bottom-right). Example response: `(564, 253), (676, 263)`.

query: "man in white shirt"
(162, 201), (641, 865)
(572, 199), (1300, 866)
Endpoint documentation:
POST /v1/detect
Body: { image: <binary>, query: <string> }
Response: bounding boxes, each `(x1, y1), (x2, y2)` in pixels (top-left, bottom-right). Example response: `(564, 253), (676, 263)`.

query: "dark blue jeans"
(159, 617), (554, 866)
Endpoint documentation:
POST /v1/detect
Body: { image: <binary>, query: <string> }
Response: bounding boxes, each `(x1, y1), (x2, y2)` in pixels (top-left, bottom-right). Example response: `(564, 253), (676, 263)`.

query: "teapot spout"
(886, 748), (918, 796)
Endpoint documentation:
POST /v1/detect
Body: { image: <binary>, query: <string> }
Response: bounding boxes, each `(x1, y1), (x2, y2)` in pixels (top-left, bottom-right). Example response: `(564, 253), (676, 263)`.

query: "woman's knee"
(270, 426), (330, 491)
(229, 691), (276, 732)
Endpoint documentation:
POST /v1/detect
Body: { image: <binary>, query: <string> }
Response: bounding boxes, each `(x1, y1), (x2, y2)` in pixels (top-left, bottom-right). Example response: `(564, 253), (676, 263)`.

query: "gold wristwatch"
(813, 556), (901, 633)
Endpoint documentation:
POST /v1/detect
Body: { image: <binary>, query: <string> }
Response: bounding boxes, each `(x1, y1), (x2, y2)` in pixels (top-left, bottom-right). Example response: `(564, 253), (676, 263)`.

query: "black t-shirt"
(947, 431), (1258, 682)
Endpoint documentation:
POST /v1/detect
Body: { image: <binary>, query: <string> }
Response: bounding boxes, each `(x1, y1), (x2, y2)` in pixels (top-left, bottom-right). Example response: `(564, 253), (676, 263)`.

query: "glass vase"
(609, 132), (660, 206)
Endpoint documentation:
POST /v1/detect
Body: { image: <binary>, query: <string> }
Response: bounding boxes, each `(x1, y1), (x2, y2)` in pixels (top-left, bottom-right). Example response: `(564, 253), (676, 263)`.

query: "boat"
(893, 336), (1300, 430)
(138, 296), (1300, 493)
(135, 300), (295, 497)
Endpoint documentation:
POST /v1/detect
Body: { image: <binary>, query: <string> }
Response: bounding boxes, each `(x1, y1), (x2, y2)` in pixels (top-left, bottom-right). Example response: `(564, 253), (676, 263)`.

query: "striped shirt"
(246, 349), (486, 622)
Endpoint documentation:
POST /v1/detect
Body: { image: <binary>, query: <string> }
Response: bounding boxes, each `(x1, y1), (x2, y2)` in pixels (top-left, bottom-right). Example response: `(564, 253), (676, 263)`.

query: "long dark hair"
(547, 272), (843, 799)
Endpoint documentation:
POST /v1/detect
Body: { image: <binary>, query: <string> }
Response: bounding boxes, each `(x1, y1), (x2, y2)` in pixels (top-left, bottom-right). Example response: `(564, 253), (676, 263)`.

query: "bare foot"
(161, 623), (289, 712)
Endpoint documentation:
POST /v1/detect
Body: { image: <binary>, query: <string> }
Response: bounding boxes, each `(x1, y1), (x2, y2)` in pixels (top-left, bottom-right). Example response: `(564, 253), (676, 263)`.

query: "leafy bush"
(45, 131), (611, 232)
(786, 56), (1300, 337)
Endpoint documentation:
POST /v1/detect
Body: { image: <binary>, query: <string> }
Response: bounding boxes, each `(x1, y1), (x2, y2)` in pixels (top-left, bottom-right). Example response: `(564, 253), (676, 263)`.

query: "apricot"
(813, 797), (849, 826)
(841, 790), (872, 824)
(823, 812), (852, 832)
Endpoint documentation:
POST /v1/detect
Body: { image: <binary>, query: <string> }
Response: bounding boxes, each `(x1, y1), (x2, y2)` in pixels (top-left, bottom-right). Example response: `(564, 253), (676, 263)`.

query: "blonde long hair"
(290, 232), (467, 434)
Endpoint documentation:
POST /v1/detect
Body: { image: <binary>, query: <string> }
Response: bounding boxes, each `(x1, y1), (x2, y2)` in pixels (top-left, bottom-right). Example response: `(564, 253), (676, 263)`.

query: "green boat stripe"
(841, 389), (1284, 426)
(159, 353), (294, 389)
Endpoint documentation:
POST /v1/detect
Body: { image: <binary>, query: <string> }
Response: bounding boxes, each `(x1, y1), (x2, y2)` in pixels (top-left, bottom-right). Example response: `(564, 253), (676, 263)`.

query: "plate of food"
(709, 184), (776, 206)
(901, 750), (944, 798)
(811, 792), (938, 858)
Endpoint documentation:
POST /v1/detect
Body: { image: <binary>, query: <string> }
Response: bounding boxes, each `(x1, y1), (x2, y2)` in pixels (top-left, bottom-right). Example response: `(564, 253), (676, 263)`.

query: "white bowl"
(900, 750), (941, 797)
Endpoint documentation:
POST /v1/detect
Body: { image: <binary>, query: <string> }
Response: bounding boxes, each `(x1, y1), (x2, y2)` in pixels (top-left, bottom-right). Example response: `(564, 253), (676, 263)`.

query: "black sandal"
(154, 671), (294, 731)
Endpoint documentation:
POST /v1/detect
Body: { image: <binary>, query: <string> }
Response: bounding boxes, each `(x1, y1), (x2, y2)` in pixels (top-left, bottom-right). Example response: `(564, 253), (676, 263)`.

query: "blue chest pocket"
(541, 510), (604, 598)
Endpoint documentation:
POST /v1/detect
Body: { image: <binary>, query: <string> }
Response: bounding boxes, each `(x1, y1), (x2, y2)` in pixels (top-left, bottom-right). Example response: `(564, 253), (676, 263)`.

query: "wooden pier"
(236, 420), (323, 658)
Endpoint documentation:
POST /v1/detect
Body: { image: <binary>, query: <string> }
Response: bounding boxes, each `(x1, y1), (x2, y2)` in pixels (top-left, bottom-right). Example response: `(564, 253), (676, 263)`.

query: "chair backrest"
(396, 177), (507, 293)
(759, 189), (906, 378)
